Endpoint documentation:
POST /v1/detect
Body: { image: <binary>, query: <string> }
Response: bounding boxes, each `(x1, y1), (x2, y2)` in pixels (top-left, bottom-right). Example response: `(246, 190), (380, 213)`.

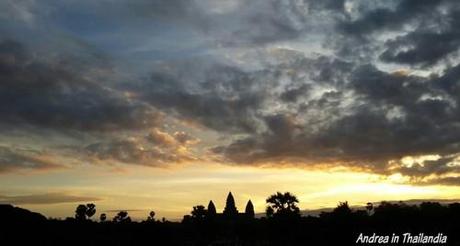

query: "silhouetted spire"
(207, 200), (216, 216)
(245, 199), (255, 218)
(223, 192), (238, 217)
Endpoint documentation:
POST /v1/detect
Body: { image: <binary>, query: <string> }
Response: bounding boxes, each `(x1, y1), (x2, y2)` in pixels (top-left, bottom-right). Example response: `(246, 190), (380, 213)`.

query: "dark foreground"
(1, 202), (460, 246)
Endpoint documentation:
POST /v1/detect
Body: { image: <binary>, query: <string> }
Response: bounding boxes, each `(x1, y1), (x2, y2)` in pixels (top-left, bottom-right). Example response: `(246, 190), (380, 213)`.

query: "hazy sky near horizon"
(2, 0), (460, 220)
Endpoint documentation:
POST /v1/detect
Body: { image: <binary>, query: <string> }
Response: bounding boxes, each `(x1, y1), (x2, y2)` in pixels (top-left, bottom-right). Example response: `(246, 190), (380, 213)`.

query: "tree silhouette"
(266, 206), (274, 218)
(100, 213), (107, 222)
(245, 200), (255, 218)
(331, 201), (352, 217)
(191, 205), (207, 221)
(147, 211), (155, 222)
(223, 192), (238, 217)
(366, 202), (373, 214)
(207, 200), (216, 217)
(75, 204), (87, 220)
(86, 203), (96, 219)
(266, 192), (300, 217)
(75, 203), (96, 220)
(113, 211), (131, 223)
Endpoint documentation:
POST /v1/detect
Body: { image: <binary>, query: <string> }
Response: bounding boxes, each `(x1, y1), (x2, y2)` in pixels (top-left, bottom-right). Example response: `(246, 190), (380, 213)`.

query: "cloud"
(0, 40), (162, 132)
(129, 0), (310, 46)
(424, 177), (460, 186)
(332, 0), (460, 67)
(0, 146), (62, 173)
(393, 155), (460, 178)
(338, 0), (443, 37)
(208, 55), (460, 182)
(85, 129), (200, 166)
(119, 40), (460, 182)
(147, 128), (199, 147)
(379, 8), (460, 66)
(128, 58), (269, 134)
(0, 192), (101, 205)
(2, 0), (460, 186)
(0, 1), (39, 24)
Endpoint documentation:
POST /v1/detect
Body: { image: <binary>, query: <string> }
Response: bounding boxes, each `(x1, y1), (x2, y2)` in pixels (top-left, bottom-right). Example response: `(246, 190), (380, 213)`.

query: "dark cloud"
(211, 58), (460, 181)
(123, 48), (460, 181)
(0, 193), (101, 205)
(280, 84), (311, 103)
(396, 155), (460, 177)
(0, 146), (62, 173)
(0, 39), (161, 131)
(212, 114), (305, 164)
(339, 0), (443, 37)
(380, 9), (460, 66)
(332, 0), (460, 66)
(424, 176), (460, 186)
(129, 59), (268, 133)
(133, 53), (341, 135)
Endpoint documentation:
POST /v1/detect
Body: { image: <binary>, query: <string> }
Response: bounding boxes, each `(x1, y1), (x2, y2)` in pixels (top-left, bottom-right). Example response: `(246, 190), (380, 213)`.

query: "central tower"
(223, 191), (238, 217)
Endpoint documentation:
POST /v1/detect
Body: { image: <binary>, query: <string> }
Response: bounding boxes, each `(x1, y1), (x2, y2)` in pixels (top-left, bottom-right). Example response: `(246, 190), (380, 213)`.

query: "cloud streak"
(0, 193), (101, 205)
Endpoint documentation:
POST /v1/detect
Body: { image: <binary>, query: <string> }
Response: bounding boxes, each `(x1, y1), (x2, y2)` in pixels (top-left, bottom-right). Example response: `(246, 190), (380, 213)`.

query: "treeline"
(1, 192), (460, 245)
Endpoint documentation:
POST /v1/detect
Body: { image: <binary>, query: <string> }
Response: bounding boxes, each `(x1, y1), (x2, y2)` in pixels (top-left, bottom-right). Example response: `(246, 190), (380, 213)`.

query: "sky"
(2, 0), (460, 221)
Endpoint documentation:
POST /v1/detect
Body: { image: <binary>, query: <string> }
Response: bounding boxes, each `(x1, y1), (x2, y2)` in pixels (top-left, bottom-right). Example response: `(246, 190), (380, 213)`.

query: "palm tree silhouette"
(100, 213), (107, 222)
(266, 192), (300, 217)
(113, 211), (131, 223)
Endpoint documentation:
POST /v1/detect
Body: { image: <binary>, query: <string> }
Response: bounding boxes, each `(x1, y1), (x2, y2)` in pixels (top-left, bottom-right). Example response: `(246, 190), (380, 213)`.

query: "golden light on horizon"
(3, 162), (459, 221)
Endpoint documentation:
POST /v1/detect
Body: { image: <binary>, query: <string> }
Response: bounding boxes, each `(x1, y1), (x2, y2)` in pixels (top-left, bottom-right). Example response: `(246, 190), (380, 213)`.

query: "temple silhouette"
(184, 192), (255, 222)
